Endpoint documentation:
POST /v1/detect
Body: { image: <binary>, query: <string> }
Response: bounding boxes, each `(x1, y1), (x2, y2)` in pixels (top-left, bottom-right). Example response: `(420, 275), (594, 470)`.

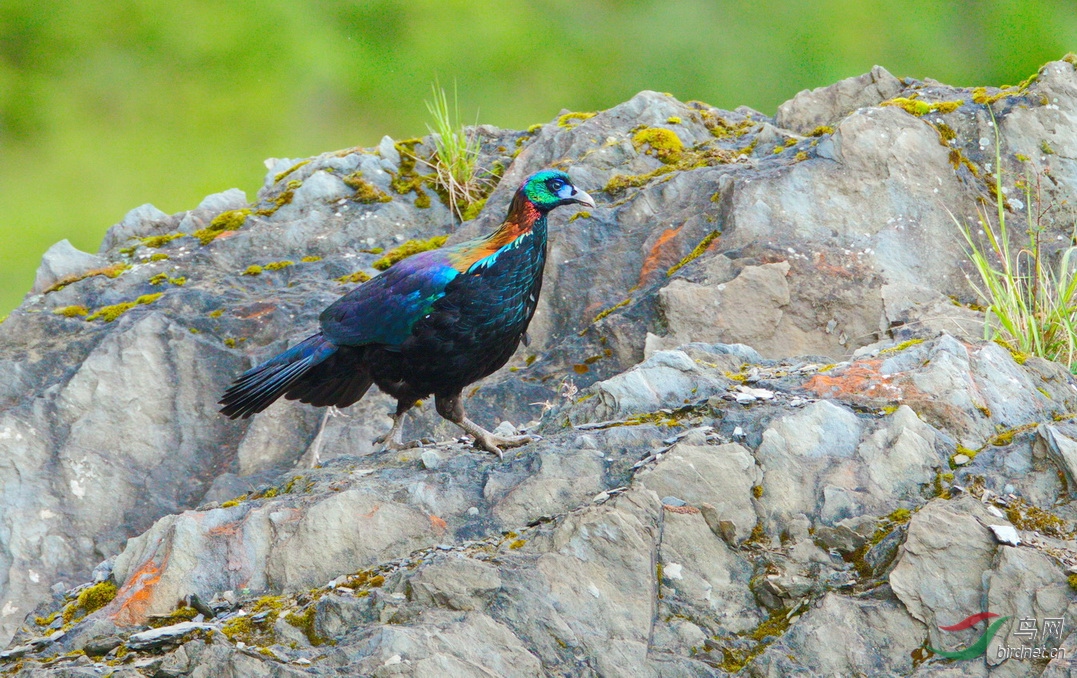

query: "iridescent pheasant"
(220, 169), (594, 457)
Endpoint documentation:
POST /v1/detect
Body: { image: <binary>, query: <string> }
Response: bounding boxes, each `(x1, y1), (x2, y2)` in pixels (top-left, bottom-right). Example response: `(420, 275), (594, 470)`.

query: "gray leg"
(374, 399), (421, 451)
(434, 393), (532, 459)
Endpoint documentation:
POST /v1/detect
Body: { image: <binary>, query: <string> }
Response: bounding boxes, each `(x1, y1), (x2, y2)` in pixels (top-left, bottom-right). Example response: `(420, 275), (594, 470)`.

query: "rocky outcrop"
(3, 57), (1077, 676)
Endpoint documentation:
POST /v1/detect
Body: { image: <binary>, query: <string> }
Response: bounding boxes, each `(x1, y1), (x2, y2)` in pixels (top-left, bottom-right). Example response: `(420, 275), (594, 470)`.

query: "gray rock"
(98, 203), (173, 252)
(659, 510), (760, 633)
(340, 610), (543, 678)
(566, 350), (728, 423)
(813, 524), (865, 554)
(752, 593), (924, 676)
(776, 65), (904, 134)
(110, 486), (441, 620)
(420, 450), (442, 470)
(756, 400), (865, 527)
(861, 523), (906, 577)
(857, 405), (941, 501)
(488, 445), (606, 530)
(640, 443), (760, 542)
(81, 634), (122, 655)
(126, 621), (216, 650)
(408, 557), (501, 611)
(31, 240), (109, 295)
(1041, 424), (1077, 495)
(236, 399), (322, 475)
(889, 497), (998, 644)
(654, 262), (794, 358)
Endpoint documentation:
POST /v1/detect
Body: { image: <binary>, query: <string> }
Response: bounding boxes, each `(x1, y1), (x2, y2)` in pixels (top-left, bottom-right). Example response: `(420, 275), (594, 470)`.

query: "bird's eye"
(548, 178), (564, 191)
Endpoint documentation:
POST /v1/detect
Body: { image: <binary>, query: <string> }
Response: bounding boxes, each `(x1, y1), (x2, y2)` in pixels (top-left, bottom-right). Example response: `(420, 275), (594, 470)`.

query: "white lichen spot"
(28, 570), (39, 583)
(1, 601), (18, 617)
(665, 563), (684, 580)
(39, 509), (57, 520)
(588, 582), (601, 598)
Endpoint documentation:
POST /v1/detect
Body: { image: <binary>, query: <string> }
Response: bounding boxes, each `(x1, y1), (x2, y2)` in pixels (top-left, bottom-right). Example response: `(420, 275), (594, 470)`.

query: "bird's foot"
(373, 434), (423, 452)
(470, 432), (534, 460)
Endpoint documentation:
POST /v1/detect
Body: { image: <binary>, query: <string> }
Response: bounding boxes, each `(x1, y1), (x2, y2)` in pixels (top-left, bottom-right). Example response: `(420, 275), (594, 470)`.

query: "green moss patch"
(557, 111), (596, 128)
(85, 293), (163, 322)
(697, 110), (757, 139)
(632, 128), (684, 164)
(389, 139), (432, 208)
(148, 606), (198, 628)
(285, 606), (331, 646)
(343, 171), (392, 204)
(221, 596), (284, 646)
(879, 338), (924, 355)
(881, 97), (963, 116)
(1006, 499), (1073, 538)
(337, 270), (371, 284)
(372, 235), (448, 270)
(62, 581), (117, 624)
(193, 208), (253, 245)
(592, 298), (630, 324)
(53, 305), (89, 318)
(604, 141), (740, 195)
(273, 159), (310, 184)
(667, 231), (720, 276)
(140, 233), (186, 248)
(460, 198), (487, 221)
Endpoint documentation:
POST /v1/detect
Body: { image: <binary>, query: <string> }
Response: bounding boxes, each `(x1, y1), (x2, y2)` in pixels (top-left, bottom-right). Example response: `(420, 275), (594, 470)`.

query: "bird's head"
(519, 169), (595, 213)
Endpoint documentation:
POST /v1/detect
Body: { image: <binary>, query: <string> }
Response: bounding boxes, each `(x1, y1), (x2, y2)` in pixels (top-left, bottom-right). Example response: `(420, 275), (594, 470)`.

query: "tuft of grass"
(952, 115), (1077, 372)
(424, 81), (486, 222)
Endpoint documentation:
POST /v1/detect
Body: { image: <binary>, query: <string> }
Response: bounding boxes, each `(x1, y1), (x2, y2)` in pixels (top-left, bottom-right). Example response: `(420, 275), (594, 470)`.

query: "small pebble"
(952, 454), (971, 466)
(661, 496), (687, 507)
(492, 421), (518, 437)
(989, 524), (1020, 546)
(421, 450), (442, 470)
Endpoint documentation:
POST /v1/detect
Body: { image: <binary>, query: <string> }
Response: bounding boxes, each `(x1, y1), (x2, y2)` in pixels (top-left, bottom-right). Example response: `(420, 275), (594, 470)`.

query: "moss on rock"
(372, 236), (448, 271)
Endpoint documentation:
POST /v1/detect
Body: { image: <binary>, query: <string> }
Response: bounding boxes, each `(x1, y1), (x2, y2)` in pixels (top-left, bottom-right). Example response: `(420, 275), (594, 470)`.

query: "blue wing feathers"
(320, 250), (459, 347)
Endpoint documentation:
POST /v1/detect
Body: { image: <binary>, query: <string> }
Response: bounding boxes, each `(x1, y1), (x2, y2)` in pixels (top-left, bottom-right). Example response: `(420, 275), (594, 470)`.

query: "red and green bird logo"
(930, 612), (1010, 660)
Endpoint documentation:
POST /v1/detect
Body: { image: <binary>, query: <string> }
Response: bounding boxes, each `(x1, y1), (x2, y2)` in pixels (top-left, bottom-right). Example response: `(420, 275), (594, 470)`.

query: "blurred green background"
(1, 0), (1075, 315)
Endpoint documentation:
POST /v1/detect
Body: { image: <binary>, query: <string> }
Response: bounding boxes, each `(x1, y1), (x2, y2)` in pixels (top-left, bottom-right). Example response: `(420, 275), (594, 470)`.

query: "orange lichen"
(638, 225), (684, 285)
(108, 559), (163, 627)
(802, 360), (900, 401)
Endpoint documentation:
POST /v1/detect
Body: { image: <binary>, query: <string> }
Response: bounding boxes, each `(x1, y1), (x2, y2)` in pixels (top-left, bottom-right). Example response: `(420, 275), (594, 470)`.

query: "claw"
(471, 432), (533, 459)
(380, 438), (423, 452)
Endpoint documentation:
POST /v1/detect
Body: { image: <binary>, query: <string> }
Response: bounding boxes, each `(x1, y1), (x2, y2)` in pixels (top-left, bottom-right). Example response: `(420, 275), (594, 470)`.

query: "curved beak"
(571, 188), (596, 209)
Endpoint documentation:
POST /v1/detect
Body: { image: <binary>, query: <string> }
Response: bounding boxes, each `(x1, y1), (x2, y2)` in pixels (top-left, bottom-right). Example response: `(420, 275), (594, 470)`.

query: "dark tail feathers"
(219, 333), (373, 419)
